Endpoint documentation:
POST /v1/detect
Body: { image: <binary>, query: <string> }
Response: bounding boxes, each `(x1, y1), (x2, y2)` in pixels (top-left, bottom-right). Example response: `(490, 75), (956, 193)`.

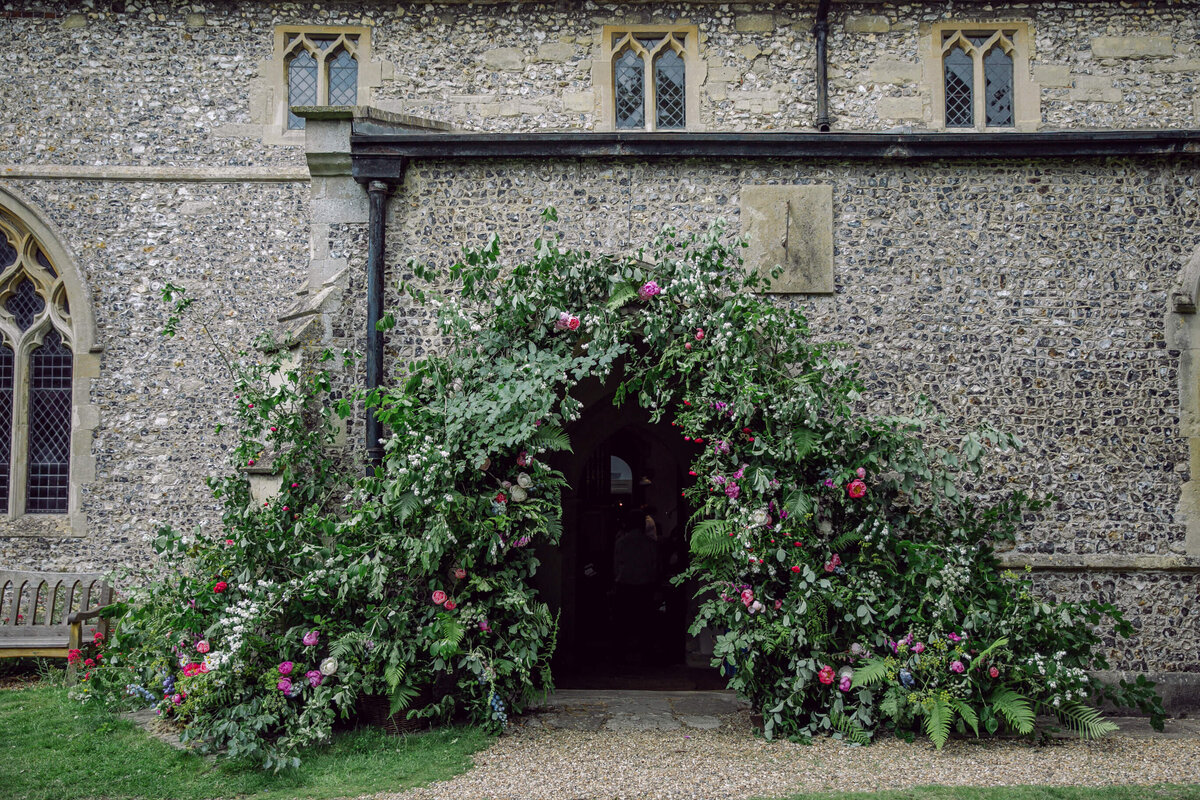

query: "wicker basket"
(355, 692), (432, 736)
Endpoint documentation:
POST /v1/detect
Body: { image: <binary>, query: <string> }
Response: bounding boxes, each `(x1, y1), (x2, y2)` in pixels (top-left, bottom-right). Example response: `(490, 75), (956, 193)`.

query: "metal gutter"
(350, 129), (1200, 179)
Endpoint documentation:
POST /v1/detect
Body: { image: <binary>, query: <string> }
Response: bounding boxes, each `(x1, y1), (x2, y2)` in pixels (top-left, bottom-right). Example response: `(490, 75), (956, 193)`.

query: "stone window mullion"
(8, 337), (31, 518)
(972, 47), (986, 131)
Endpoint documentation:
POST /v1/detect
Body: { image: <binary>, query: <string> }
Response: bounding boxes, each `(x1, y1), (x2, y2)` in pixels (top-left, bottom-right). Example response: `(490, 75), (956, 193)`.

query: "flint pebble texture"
(0, 0), (1197, 684)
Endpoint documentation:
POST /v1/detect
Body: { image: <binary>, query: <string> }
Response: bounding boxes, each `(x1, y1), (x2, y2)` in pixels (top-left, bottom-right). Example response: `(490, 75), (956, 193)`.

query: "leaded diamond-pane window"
(614, 49), (645, 129)
(0, 346), (12, 514)
(282, 30), (362, 131)
(938, 26), (1023, 129)
(0, 234), (15, 270)
(607, 29), (694, 131)
(0, 208), (79, 519)
(984, 46), (1014, 127)
(655, 49), (686, 129)
(26, 330), (72, 514)
(944, 46), (974, 127)
(287, 51), (318, 130)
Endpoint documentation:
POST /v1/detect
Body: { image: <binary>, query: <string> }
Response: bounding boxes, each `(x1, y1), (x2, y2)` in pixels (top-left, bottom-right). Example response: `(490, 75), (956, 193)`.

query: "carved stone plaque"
(740, 184), (834, 294)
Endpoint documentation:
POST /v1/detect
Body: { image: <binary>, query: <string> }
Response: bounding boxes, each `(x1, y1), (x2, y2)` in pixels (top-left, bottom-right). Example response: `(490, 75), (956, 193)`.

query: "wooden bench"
(0, 570), (113, 663)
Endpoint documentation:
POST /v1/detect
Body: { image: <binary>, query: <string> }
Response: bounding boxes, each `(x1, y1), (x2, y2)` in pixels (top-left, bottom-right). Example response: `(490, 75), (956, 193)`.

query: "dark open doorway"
(536, 391), (724, 690)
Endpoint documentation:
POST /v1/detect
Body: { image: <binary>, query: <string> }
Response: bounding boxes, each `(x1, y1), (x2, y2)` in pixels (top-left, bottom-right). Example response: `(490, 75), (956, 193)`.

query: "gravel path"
(377, 722), (1200, 800)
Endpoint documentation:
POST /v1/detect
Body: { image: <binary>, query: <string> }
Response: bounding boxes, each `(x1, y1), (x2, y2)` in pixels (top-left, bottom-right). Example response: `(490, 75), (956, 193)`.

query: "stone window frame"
(261, 25), (378, 146)
(594, 25), (705, 132)
(926, 22), (1040, 132)
(0, 184), (100, 538)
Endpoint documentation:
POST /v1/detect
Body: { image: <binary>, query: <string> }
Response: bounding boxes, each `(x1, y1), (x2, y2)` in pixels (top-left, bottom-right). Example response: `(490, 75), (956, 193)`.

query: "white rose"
(320, 657), (339, 676)
(517, 472), (533, 489)
(510, 486), (528, 503)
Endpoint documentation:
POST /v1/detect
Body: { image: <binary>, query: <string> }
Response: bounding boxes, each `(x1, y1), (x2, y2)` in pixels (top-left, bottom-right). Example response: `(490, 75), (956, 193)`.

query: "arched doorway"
(535, 388), (724, 689)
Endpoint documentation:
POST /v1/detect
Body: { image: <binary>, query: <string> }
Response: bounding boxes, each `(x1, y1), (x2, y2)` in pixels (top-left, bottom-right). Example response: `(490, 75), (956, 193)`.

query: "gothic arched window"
(283, 30), (362, 130)
(602, 26), (700, 132)
(0, 210), (75, 515)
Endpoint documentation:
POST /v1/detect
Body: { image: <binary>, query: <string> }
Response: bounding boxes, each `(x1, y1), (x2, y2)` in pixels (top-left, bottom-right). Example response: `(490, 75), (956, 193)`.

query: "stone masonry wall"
(2, 0), (1197, 160)
(0, 179), (309, 572)
(316, 154), (1200, 672)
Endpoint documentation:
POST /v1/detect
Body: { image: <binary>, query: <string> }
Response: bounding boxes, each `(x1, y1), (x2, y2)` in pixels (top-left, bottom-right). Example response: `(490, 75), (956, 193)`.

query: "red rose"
(67, 649), (82, 664)
(846, 479), (867, 499)
(989, 666), (1000, 678)
(213, 581), (228, 593)
(790, 565), (801, 573)
(453, 568), (467, 580)
(818, 665), (836, 685)
(495, 492), (507, 504)
(567, 316), (580, 331)
(84, 658), (95, 667)
(444, 600), (457, 611)
(431, 590), (448, 605)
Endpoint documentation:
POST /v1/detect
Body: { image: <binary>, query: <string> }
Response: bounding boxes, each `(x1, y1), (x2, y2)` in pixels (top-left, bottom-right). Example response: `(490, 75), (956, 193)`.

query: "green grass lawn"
(764, 786), (1200, 800)
(0, 685), (491, 800)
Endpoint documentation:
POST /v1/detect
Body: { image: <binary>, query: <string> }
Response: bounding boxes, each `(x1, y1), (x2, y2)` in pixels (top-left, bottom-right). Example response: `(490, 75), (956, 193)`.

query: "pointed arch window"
(602, 26), (701, 132)
(936, 25), (1027, 129)
(0, 212), (75, 516)
(282, 29), (363, 130)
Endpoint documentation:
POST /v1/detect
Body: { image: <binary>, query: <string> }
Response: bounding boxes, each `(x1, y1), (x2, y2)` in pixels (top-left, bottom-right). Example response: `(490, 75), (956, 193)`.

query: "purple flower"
(638, 281), (661, 300)
(514, 535), (532, 548)
(277, 677), (293, 693)
(305, 669), (323, 688)
(839, 676), (852, 692)
(950, 660), (965, 674)
(725, 482), (740, 500)
(823, 478), (834, 488)
(714, 440), (730, 455)
(912, 642), (926, 654)
(948, 632), (962, 643)
(278, 661), (294, 675)
(302, 630), (320, 647)
(479, 619), (491, 633)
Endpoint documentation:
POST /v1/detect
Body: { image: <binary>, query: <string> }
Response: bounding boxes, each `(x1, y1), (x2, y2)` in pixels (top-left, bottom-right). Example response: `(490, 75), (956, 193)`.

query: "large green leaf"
(990, 688), (1035, 735)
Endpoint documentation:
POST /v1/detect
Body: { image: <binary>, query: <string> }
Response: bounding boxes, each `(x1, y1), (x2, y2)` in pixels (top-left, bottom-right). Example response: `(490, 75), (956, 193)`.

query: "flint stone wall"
(308, 153), (1200, 673)
(2, 0), (1198, 165)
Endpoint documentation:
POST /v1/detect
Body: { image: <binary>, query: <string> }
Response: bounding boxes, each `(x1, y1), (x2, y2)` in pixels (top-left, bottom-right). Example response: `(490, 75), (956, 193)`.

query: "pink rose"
(740, 589), (754, 607)
(306, 669), (323, 688)
(479, 619), (491, 633)
(912, 642), (925, 654)
(517, 451), (529, 467)
(774, 599), (783, 610)
(432, 590), (448, 605)
(989, 666), (1000, 679)
(277, 678), (293, 693)
(695, 328), (704, 340)
(824, 562), (835, 573)
(302, 630), (320, 647)
(846, 480), (866, 499)
(198, 663), (210, 674)
(637, 281), (661, 300)
(196, 640), (210, 654)
(172, 693), (183, 705)
(950, 660), (965, 674)
(444, 600), (457, 611)
(818, 665), (836, 685)
(831, 553), (842, 567)
(839, 676), (852, 692)
(568, 316), (580, 331)
(278, 661), (294, 675)
(453, 568), (467, 580)
(855, 467), (866, 479)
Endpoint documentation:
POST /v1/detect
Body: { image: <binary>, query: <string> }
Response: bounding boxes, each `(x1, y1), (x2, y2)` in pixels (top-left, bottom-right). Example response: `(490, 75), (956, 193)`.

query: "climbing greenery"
(78, 212), (1162, 767)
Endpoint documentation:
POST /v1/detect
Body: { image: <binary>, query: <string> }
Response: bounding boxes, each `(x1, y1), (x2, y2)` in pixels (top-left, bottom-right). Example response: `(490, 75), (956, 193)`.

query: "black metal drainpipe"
(365, 178), (391, 472)
(813, 0), (832, 132)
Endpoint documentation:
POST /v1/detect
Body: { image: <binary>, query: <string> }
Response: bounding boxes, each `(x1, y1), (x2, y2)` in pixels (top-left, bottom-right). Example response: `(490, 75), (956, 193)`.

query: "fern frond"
(790, 427), (819, 459)
(831, 711), (872, 745)
(530, 424), (572, 453)
(830, 528), (865, 552)
(606, 283), (639, 311)
(384, 663), (406, 692)
(990, 688), (1035, 735)
(850, 658), (890, 688)
(950, 698), (980, 737)
(784, 490), (812, 519)
(388, 683), (419, 716)
(1054, 701), (1119, 740)
(923, 696), (953, 750)
(395, 491), (422, 524)
(879, 687), (902, 722)
(689, 518), (737, 557)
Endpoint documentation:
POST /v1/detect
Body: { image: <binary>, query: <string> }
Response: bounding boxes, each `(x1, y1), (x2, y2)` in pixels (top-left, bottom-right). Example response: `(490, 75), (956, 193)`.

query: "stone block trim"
(1092, 36), (1175, 59)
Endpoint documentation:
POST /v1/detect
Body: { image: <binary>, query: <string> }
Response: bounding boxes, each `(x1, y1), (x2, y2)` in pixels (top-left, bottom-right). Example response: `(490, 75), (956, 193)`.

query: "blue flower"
(899, 668), (915, 688)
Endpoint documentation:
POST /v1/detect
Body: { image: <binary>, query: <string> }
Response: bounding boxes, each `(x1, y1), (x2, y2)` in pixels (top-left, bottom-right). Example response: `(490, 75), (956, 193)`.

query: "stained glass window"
(26, 330), (72, 514)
